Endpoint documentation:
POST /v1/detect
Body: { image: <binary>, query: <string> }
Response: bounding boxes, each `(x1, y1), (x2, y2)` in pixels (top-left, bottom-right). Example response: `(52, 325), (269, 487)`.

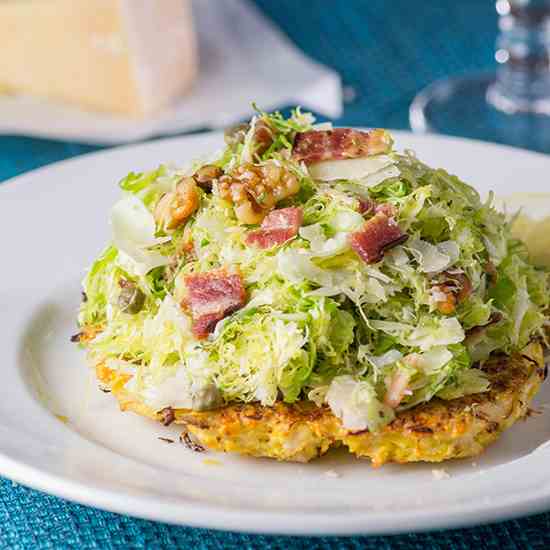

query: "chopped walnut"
(218, 161), (299, 224)
(194, 165), (222, 191)
(154, 176), (199, 230)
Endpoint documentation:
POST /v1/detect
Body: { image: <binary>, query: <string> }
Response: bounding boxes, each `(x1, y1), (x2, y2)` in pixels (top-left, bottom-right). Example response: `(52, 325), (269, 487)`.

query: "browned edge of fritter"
(92, 340), (546, 465)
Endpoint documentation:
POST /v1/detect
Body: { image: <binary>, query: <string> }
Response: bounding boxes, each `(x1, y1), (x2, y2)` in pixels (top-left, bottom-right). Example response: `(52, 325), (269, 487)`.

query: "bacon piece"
(245, 207), (303, 249)
(292, 128), (392, 164)
(183, 270), (246, 339)
(349, 212), (407, 264)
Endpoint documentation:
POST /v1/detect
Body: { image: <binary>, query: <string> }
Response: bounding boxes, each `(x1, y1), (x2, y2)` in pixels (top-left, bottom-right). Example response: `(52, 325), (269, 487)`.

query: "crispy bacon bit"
(183, 270), (246, 339)
(159, 407), (175, 426)
(261, 207), (303, 231)
(349, 212), (407, 264)
(432, 272), (473, 315)
(245, 207), (303, 248)
(292, 128), (392, 164)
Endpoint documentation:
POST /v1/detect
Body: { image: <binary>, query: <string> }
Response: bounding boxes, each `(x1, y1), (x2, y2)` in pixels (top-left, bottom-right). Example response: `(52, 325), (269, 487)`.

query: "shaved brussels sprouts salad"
(76, 107), (549, 432)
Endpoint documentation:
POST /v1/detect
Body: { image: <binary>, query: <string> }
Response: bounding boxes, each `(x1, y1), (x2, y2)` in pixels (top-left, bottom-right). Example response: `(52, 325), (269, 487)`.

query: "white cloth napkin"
(0, 0), (342, 145)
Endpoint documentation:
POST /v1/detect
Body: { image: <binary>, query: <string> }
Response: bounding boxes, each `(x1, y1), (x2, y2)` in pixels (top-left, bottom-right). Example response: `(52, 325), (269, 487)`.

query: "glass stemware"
(410, 0), (550, 153)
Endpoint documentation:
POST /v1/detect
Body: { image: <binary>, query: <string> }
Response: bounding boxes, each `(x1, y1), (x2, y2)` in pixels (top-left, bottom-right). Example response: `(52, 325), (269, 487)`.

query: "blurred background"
(1, 0), (529, 183)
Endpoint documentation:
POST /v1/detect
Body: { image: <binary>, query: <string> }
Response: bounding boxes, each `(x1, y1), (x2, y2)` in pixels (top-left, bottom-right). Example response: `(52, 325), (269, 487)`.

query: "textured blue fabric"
(2, 1), (549, 547)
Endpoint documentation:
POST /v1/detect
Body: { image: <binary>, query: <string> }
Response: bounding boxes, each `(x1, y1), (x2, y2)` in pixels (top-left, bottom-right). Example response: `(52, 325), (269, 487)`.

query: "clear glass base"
(410, 73), (550, 154)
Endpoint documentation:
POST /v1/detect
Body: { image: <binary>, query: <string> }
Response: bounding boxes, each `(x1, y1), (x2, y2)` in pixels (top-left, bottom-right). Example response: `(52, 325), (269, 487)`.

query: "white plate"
(1, 132), (550, 536)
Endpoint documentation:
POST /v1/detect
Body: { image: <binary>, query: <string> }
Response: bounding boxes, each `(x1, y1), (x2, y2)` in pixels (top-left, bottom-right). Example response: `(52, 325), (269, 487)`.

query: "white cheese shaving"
(111, 195), (170, 275)
(308, 155), (395, 182)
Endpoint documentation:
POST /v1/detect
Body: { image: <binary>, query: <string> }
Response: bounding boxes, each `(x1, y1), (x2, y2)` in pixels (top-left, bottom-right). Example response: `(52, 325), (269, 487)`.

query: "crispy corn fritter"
(95, 342), (545, 465)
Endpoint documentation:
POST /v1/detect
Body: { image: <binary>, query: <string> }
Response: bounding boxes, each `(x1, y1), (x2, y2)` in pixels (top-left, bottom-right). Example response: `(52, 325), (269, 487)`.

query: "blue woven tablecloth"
(2, 1), (550, 547)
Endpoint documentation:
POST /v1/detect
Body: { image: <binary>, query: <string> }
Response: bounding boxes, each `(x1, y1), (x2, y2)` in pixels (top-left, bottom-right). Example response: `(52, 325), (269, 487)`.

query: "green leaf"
(118, 165), (167, 194)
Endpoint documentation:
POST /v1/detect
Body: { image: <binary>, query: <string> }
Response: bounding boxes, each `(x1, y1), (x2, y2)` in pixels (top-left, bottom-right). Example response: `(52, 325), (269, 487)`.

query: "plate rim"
(3, 447), (550, 536)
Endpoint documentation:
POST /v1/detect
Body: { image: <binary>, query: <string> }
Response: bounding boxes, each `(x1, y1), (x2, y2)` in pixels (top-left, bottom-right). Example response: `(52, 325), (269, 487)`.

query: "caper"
(118, 283), (145, 314)
(191, 384), (223, 411)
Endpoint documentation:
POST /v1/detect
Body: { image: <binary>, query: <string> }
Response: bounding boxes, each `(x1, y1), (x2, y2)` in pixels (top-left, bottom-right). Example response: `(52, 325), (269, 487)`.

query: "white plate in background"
(1, 132), (550, 535)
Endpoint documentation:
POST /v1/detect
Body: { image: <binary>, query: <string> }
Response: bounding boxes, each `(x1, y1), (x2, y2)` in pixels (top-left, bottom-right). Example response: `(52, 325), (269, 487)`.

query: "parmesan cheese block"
(0, 0), (197, 117)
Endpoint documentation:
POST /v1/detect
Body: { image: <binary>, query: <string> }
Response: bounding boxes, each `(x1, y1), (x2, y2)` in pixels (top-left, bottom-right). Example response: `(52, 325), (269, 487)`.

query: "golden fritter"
(95, 341), (546, 466)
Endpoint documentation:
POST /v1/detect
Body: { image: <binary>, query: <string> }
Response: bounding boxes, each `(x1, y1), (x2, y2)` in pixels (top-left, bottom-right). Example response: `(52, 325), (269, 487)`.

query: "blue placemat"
(2, 1), (549, 548)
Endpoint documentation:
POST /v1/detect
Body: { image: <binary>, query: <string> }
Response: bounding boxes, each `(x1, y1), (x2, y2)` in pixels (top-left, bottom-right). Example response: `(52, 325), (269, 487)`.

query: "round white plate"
(1, 132), (550, 536)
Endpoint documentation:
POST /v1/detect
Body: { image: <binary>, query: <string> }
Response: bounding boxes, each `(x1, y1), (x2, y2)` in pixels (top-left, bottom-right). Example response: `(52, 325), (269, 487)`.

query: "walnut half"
(154, 176), (199, 231)
(218, 161), (299, 224)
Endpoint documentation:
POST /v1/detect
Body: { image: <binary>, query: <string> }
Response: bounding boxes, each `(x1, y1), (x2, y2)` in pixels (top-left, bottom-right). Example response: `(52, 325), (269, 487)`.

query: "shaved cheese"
(326, 375), (394, 431)
(412, 347), (453, 374)
(358, 164), (400, 187)
(366, 349), (403, 369)
(330, 211), (365, 232)
(143, 369), (220, 411)
(308, 155), (395, 182)
(299, 224), (350, 258)
(407, 318), (465, 351)
(111, 195), (170, 274)
(407, 239), (459, 273)
(277, 249), (333, 286)
(111, 195), (161, 247)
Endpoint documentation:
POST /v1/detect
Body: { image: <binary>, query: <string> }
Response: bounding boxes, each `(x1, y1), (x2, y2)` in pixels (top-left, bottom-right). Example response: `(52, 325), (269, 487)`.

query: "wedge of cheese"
(0, 0), (197, 117)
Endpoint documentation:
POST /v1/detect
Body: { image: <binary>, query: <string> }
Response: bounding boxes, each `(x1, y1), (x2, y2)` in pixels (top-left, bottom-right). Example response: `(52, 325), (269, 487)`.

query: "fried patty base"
(95, 342), (545, 465)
